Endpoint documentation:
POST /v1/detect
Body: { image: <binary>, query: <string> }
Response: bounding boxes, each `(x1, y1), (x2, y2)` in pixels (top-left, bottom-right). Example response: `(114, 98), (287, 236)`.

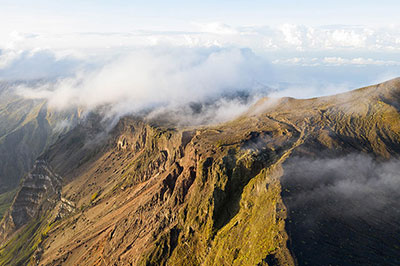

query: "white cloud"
(193, 22), (238, 35)
(0, 49), (22, 69)
(16, 47), (269, 123)
(0, 24), (399, 83)
(1, 22), (399, 123)
(330, 29), (368, 48)
(279, 24), (305, 49)
(323, 56), (400, 66)
(2, 24), (400, 61)
(273, 56), (400, 67)
(269, 24), (400, 51)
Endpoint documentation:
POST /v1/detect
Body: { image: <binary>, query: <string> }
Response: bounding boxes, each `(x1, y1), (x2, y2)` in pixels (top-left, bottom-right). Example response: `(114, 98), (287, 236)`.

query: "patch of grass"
(0, 189), (17, 221)
(90, 191), (100, 203)
(0, 214), (50, 266)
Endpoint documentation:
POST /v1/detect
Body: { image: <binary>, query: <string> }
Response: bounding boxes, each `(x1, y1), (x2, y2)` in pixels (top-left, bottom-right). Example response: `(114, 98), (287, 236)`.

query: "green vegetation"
(159, 149), (294, 266)
(0, 189), (16, 221)
(90, 191), (100, 203)
(204, 166), (292, 265)
(0, 215), (52, 266)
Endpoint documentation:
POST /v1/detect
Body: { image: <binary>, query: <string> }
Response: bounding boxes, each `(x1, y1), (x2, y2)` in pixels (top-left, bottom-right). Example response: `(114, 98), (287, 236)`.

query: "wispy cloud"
(283, 154), (400, 217)
(16, 47), (270, 125)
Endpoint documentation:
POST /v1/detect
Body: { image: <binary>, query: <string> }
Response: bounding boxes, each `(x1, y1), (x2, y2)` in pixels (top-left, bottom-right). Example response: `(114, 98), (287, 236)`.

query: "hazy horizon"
(1, 1), (400, 117)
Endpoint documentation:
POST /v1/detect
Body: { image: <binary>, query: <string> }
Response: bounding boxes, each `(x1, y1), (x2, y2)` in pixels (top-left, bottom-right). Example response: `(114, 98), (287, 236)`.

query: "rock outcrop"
(0, 160), (62, 242)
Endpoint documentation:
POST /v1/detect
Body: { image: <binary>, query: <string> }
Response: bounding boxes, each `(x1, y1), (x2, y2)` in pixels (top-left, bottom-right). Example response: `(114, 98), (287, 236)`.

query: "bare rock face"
(0, 160), (62, 241)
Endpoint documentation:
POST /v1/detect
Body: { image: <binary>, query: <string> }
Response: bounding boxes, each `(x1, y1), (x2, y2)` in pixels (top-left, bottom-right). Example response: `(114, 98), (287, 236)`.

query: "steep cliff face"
(1, 78), (400, 265)
(1, 160), (62, 235)
(0, 114), (298, 266)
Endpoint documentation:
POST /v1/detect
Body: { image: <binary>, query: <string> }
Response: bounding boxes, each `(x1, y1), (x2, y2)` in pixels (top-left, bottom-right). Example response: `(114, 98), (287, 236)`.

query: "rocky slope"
(1, 78), (400, 265)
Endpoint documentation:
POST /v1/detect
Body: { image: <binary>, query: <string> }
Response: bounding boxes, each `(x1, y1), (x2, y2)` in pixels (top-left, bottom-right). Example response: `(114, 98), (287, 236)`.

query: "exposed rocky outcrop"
(0, 160), (62, 242)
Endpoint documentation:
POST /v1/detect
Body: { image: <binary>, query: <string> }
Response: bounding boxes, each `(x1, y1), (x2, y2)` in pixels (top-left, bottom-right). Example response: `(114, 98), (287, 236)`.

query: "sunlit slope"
(247, 77), (400, 157)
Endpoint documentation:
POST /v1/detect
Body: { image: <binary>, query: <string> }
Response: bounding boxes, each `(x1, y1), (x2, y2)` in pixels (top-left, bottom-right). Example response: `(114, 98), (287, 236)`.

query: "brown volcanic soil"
(1, 78), (400, 266)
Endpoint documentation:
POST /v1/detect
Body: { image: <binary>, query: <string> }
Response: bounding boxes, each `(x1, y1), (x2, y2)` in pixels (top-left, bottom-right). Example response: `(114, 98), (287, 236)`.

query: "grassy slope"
(0, 215), (53, 266)
(0, 190), (16, 221)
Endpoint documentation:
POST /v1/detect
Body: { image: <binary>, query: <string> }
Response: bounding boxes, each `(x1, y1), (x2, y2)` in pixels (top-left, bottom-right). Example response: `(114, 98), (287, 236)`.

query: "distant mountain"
(1, 78), (400, 265)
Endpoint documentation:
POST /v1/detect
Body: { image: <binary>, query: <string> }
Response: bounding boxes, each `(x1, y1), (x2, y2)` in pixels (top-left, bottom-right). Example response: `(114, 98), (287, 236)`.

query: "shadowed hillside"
(0, 81), (80, 219)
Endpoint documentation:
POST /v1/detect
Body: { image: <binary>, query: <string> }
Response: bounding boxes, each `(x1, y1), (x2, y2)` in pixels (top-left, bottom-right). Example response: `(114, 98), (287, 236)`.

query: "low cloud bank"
(15, 47), (271, 126)
(4, 32), (398, 127)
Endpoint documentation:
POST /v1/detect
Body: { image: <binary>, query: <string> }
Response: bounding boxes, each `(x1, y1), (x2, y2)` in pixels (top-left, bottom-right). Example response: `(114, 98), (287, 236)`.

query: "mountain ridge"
(1, 78), (400, 265)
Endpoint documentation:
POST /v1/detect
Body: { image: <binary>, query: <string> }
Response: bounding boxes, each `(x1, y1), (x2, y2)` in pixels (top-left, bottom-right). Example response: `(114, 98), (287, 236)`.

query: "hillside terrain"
(1, 78), (400, 265)
(0, 81), (80, 218)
